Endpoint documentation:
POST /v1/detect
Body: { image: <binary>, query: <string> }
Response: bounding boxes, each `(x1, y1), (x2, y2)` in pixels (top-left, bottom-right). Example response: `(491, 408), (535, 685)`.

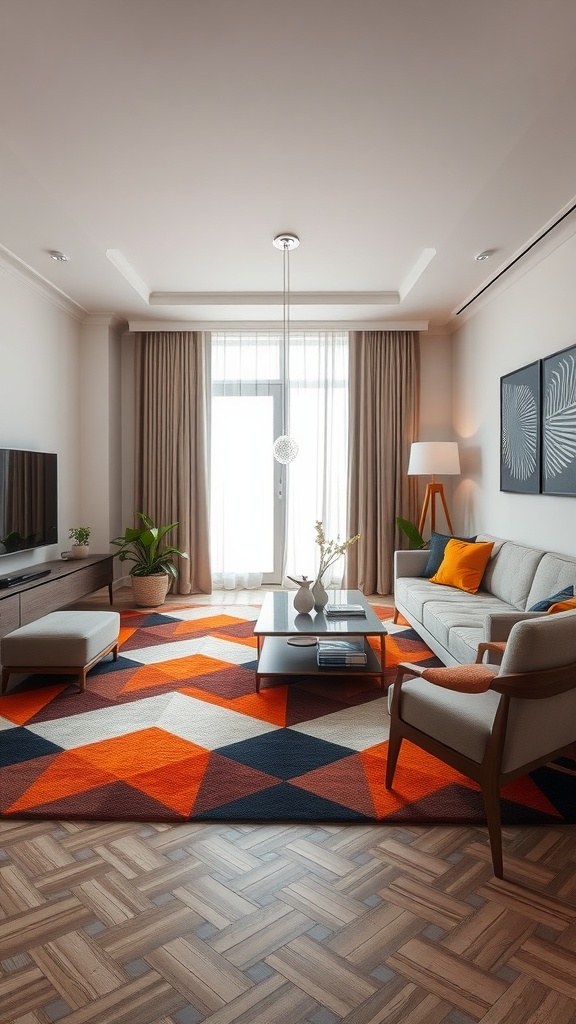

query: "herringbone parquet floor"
(2, 818), (576, 1023)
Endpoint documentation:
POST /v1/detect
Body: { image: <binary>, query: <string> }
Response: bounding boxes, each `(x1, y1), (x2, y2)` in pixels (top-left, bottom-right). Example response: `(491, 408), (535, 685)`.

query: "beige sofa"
(394, 534), (576, 666)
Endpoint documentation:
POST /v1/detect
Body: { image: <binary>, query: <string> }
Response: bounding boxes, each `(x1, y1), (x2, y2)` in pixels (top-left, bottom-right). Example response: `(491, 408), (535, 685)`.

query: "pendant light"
(272, 233), (300, 464)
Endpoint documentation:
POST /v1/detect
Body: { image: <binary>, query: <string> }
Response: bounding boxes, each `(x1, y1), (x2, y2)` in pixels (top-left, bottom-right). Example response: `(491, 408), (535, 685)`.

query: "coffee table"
(253, 589), (387, 693)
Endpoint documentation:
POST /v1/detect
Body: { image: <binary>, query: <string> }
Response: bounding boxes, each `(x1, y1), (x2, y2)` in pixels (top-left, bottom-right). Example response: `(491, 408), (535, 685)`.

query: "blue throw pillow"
(423, 531), (477, 578)
(528, 585), (574, 612)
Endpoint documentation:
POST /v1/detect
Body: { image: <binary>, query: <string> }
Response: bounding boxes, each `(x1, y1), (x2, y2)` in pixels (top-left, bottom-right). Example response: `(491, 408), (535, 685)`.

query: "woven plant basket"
(131, 574), (170, 608)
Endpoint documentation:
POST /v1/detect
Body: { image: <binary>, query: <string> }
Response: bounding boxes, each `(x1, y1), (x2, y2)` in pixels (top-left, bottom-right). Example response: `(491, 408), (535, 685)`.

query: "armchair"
(386, 610), (576, 878)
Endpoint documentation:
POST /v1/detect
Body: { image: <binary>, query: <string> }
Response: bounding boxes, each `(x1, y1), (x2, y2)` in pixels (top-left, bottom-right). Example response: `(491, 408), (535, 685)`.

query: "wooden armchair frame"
(386, 653), (576, 878)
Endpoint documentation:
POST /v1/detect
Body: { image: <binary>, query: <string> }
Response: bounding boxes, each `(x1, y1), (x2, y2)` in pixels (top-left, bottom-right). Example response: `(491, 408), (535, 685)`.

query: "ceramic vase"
(312, 577), (329, 610)
(293, 579), (314, 614)
(71, 545), (90, 559)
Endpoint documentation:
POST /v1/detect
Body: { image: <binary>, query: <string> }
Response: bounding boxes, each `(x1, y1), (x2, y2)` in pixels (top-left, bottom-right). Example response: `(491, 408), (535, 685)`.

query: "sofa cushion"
(422, 593), (516, 650)
(423, 531), (476, 577)
(479, 540), (545, 610)
(529, 584), (574, 612)
(449, 625), (485, 665)
(548, 597), (576, 613)
(526, 553), (576, 611)
(395, 576), (470, 622)
(430, 539), (494, 594)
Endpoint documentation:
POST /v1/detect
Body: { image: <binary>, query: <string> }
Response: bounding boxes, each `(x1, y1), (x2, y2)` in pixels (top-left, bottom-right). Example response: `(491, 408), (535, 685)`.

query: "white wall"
(415, 332), (456, 533)
(0, 258), (84, 571)
(79, 315), (125, 554)
(452, 224), (576, 556)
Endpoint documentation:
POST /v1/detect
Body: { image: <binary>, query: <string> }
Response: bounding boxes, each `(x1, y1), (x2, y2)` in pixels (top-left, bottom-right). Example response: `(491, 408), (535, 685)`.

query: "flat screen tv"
(0, 449), (58, 556)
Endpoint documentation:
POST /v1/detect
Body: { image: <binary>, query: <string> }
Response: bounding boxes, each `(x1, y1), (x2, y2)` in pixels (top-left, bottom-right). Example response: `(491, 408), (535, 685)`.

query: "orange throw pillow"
(547, 597), (576, 614)
(430, 539), (495, 594)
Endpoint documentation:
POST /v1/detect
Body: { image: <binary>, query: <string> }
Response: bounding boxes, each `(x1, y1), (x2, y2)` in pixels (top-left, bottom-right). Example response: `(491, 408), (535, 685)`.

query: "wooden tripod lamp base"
(418, 482), (454, 536)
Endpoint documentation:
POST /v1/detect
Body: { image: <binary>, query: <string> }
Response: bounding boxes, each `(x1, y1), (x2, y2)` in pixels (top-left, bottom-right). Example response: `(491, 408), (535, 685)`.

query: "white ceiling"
(1, 0), (576, 331)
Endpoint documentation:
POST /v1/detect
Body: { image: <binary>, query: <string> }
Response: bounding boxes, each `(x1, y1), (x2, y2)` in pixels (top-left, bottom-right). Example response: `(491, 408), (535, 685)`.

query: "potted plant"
(110, 512), (188, 607)
(69, 526), (91, 559)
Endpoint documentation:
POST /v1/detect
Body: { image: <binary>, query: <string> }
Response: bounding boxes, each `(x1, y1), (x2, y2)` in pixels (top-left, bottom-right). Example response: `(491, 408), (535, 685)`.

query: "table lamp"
(407, 441), (461, 535)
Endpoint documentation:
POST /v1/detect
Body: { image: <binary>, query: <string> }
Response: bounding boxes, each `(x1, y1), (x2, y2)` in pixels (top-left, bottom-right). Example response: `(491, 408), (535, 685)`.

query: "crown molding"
(82, 312), (128, 331)
(0, 243), (87, 320)
(128, 319), (429, 332)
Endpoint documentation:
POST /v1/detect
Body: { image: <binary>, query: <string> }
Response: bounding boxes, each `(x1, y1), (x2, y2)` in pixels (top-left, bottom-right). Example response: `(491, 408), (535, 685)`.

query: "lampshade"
(407, 441), (460, 476)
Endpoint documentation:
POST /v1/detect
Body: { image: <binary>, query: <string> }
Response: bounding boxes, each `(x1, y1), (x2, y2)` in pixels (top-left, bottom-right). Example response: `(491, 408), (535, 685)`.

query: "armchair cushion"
(389, 678), (501, 763)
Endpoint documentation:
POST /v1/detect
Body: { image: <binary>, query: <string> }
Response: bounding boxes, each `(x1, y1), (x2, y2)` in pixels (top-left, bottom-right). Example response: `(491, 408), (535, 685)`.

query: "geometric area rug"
(1, 603), (573, 825)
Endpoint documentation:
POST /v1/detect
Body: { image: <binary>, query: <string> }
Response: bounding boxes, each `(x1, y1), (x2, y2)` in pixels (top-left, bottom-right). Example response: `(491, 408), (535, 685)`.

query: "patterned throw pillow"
(528, 585), (574, 612)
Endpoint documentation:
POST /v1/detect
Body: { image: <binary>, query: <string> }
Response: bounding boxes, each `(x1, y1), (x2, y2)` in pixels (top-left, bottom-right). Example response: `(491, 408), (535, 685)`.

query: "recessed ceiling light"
(49, 250), (69, 261)
(475, 249), (494, 261)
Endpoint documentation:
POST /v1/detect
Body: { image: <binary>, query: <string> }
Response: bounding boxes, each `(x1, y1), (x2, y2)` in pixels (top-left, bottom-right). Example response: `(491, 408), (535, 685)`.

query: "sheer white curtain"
(284, 331), (349, 586)
(209, 330), (349, 589)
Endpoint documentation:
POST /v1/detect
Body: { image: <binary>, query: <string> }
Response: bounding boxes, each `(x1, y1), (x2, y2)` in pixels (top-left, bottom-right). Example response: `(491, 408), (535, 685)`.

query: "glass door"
(210, 330), (349, 588)
(210, 333), (286, 585)
(210, 384), (285, 584)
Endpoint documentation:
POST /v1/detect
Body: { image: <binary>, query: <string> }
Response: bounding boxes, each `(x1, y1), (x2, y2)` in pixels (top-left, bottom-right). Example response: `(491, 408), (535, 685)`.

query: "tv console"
(0, 554), (114, 640)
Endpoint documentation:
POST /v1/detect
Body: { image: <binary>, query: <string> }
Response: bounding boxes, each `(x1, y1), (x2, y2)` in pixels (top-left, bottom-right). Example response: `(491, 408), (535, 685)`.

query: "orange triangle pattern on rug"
(0, 603), (572, 826)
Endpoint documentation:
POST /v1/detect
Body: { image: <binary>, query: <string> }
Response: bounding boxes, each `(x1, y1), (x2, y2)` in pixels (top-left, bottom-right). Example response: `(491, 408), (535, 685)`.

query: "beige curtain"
(134, 331), (211, 594)
(345, 330), (419, 596)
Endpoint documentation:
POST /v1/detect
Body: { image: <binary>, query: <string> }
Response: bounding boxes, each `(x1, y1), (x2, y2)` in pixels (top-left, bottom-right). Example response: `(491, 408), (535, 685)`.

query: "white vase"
(312, 577), (329, 610)
(293, 579), (314, 614)
(71, 545), (90, 559)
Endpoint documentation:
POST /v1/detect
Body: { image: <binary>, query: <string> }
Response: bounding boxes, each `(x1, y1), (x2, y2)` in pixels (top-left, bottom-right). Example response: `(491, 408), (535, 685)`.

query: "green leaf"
(396, 517), (427, 550)
(110, 512), (188, 578)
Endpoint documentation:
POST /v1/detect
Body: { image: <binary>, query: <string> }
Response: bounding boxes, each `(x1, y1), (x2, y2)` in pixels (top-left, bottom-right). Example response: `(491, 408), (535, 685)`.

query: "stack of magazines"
(317, 636), (367, 667)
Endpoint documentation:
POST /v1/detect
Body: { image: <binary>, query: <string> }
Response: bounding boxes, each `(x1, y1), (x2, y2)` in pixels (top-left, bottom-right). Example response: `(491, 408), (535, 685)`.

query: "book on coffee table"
(325, 603), (366, 617)
(317, 637), (367, 666)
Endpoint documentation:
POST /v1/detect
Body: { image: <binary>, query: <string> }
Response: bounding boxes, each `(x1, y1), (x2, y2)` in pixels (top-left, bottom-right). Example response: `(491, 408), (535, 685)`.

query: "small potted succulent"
(111, 512), (188, 607)
(69, 526), (91, 559)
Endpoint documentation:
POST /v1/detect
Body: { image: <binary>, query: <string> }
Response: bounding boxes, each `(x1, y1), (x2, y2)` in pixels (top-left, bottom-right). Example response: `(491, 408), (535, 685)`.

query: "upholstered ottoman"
(1, 610), (120, 694)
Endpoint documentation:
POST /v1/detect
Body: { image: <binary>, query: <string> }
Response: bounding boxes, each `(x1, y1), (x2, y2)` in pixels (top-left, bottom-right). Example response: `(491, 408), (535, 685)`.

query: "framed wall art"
(500, 360), (541, 493)
(541, 342), (576, 495)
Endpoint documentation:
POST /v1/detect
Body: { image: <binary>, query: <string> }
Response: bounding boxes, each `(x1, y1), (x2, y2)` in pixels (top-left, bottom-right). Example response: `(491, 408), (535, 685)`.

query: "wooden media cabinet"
(0, 554), (114, 640)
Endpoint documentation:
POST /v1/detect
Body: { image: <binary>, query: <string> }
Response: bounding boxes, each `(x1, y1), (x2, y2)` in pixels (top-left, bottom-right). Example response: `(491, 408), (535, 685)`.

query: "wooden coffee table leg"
(380, 635), (386, 687)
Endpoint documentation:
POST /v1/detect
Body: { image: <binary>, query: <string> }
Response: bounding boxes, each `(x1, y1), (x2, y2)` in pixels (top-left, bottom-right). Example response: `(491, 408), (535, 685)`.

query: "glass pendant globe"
(273, 435), (299, 464)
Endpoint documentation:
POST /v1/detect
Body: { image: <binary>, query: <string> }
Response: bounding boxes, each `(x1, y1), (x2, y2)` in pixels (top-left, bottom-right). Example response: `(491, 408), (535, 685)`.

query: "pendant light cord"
(283, 240), (290, 437)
